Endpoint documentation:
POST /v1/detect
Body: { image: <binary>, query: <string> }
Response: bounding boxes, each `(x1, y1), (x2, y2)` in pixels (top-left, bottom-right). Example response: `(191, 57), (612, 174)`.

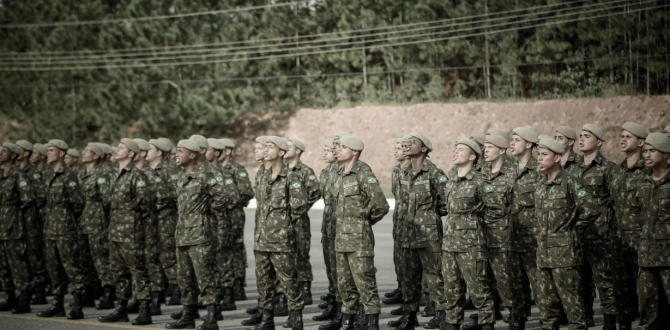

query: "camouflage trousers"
(0, 239), (32, 291)
(45, 238), (86, 295)
(178, 244), (217, 306)
(337, 251), (380, 315)
(159, 234), (178, 285)
(78, 233), (99, 288)
(393, 238), (403, 288)
(254, 250), (304, 311)
(217, 236), (234, 289)
(79, 231), (114, 287)
(613, 249), (639, 321)
(637, 266), (670, 330)
(508, 250), (540, 318)
(581, 245), (617, 315)
(401, 245), (446, 312)
(232, 211), (248, 280)
(442, 251), (494, 325)
(145, 239), (164, 292)
(487, 249), (514, 310)
(109, 241), (150, 300)
(322, 236), (339, 300)
(296, 230), (313, 282)
(538, 266), (586, 330)
(25, 233), (48, 285)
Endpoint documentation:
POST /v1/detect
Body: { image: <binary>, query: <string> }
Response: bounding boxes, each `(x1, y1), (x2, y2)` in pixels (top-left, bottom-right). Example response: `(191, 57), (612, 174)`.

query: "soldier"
(632, 133), (670, 330)
(36, 139), (86, 320)
(534, 138), (599, 330)
(0, 143), (37, 314)
(165, 139), (228, 330)
(441, 138), (494, 330)
(30, 143), (48, 171)
(554, 126), (581, 175)
(537, 135), (552, 140)
(97, 138), (153, 326)
(486, 128), (516, 164)
(665, 126), (670, 165)
(14, 140), (49, 304)
(78, 143), (116, 310)
(65, 149), (80, 174)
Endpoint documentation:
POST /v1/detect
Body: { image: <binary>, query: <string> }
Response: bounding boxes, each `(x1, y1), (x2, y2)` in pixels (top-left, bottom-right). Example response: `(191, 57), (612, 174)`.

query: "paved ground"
(0, 209), (629, 329)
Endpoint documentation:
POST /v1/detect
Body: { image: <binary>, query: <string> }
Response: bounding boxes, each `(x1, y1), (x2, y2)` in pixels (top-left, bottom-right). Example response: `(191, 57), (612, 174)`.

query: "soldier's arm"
(65, 172), (86, 218)
(431, 168), (450, 216)
(362, 171), (389, 225)
(288, 171), (309, 223)
(207, 173), (231, 216)
(17, 172), (36, 210)
(222, 171), (241, 210)
(572, 179), (600, 233)
(97, 172), (112, 211)
(152, 174), (172, 214)
(235, 165), (255, 204)
(133, 172), (153, 224)
(305, 167), (321, 207)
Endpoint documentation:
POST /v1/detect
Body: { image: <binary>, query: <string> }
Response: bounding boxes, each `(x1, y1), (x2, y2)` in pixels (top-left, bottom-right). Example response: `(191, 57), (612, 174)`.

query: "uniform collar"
(544, 169), (565, 186)
(455, 166), (477, 181)
(581, 151), (604, 168)
(619, 154), (645, 171)
(269, 163), (289, 183)
(1, 164), (17, 178)
(120, 162), (134, 174)
(645, 169), (670, 186)
(342, 161), (363, 175)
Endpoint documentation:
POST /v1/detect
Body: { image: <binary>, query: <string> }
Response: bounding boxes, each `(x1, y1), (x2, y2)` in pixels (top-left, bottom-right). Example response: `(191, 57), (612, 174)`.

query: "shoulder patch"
(68, 181), (77, 187)
(215, 176), (224, 183)
(308, 174), (317, 181)
(32, 173), (41, 180)
(19, 180), (28, 187)
(291, 181), (302, 189)
(97, 177), (107, 184)
(484, 185), (495, 193)
(239, 172), (248, 178)
(368, 177), (378, 184)
(209, 178), (218, 186)
(136, 180), (146, 188)
(438, 175), (448, 183)
(225, 178), (234, 185)
(154, 177), (162, 183)
(577, 188), (588, 199)
(170, 174), (179, 180)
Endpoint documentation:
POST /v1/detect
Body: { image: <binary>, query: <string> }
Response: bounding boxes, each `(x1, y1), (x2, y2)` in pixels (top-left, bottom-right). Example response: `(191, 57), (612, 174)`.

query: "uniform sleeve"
(221, 171), (241, 210)
(362, 171), (389, 225)
(17, 172), (36, 210)
(234, 164), (255, 204)
(288, 172), (309, 222)
(208, 172), (231, 217)
(571, 179), (600, 233)
(150, 171), (172, 214)
(97, 171), (112, 211)
(431, 168), (450, 217)
(165, 166), (180, 201)
(65, 171), (86, 218)
(304, 167), (322, 208)
(132, 171), (153, 221)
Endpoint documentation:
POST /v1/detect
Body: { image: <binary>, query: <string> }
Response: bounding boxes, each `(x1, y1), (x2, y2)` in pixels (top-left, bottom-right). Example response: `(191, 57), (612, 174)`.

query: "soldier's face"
(338, 146), (355, 162)
(175, 148), (195, 166)
(394, 144), (405, 161)
(332, 140), (342, 157)
(554, 132), (574, 152)
(620, 130), (643, 153)
(264, 144), (281, 161)
(30, 151), (43, 164)
(16, 148), (28, 161)
(146, 145), (161, 162)
(579, 131), (602, 152)
(0, 147), (12, 163)
(115, 144), (132, 161)
(484, 143), (504, 162)
(324, 148), (336, 163)
(47, 147), (63, 164)
(205, 147), (220, 162)
(64, 155), (78, 167)
(537, 148), (560, 172)
(510, 135), (529, 156)
(643, 145), (669, 168)
(452, 145), (474, 166)
(284, 142), (297, 159)
(82, 148), (97, 163)
(406, 138), (426, 157)
(254, 143), (265, 162)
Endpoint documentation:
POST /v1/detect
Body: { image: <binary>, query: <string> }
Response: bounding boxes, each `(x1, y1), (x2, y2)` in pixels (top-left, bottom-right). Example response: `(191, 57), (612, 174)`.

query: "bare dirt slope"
(237, 95), (670, 191)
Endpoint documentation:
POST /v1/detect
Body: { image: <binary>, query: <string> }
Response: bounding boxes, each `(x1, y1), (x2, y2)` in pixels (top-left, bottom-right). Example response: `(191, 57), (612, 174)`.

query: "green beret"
(288, 137), (305, 151)
(645, 133), (670, 153)
(512, 127), (538, 143)
(120, 138), (140, 154)
(537, 135), (552, 140)
(486, 135), (509, 148)
(189, 135), (209, 149)
(87, 143), (104, 157)
(158, 138), (174, 150)
(486, 128), (508, 139)
(149, 139), (172, 152)
(33, 143), (47, 156)
(395, 137), (406, 145)
(47, 139), (69, 151)
(97, 143), (112, 155)
(111, 146), (117, 153)
(470, 133), (486, 146)
(207, 138), (226, 151)
(402, 134), (412, 140)
(255, 136), (268, 144)
(664, 126), (670, 134)
(3, 142), (21, 155)
(267, 136), (289, 151)
(324, 138), (334, 149)
(133, 138), (150, 151)
(408, 132), (433, 152)
(622, 122), (648, 139)
(67, 149), (81, 158)
(16, 140), (33, 151)
(538, 138), (565, 155)
(177, 139), (200, 153)
(556, 126), (577, 140)
(340, 135), (364, 151)
(333, 132), (352, 139)
(582, 124), (606, 141)
(219, 138), (235, 149)
(171, 148), (176, 154)
(456, 138), (481, 156)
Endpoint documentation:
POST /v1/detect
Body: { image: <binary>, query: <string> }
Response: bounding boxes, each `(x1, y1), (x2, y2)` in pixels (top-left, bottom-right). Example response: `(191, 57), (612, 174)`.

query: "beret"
(189, 135), (209, 149)
(582, 124), (606, 141)
(340, 135), (364, 151)
(3, 142), (21, 155)
(158, 138), (174, 150)
(171, 147), (176, 154)
(207, 138), (226, 150)
(470, 133), (486, 146)
(98, 143), (112, 155)
(255, 136), (268, 144)
(288, 137), (305, 151)
(486, 135), (510, 148)
(120, 138), (141, 154)
(333, 132), (352, 139)
(267, 136), (290, 151)
(622, 122), (648, 139)
(645, 133), (670, 153)
(47, 139), (69, 151)
(538, 138), (565, 155)
(556, 126), (578, 140)
(408, 132), (433, 152)
(33, 143), (47, 156)
(486, 128), (508, 139)
(133, 138), (150, 151)
(456, 138), (482, 156)
(537, 135), (552, 140)
(324, 138), (334, 149)
(664, 126), (670, 134)
(149, 139), (172, 152)
(395, 137), (406, 145)
(67, 149), (81, 158)
(512, 127), (539, 143)
(111, 146), (118, 153)
(220, 138), (235, 149)
(16, 140), (33, 151)
(177, 139), (200, 153)
(87, 143), (104, 157)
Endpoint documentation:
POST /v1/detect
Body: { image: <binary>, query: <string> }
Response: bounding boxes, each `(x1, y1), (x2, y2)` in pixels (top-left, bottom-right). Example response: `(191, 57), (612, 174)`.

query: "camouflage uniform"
(573, 152), (617, 317)
(42, 165), (86, 295)
(321, 163), (339, 301)
(108, 163), (152, 301)
(18, 164), (48, 286)
(254, 163), (307, 311)
(0, 165), (36, 292)
(225, 160), (254, 281)
(175, 163), (229, 306)
(290, 160), (321, 283)
(141, 165), (170, 293)
(154, 161), (180, 286)
(441, 167), (494, 326)
(535, 170), (600, 330)
(334, 160), (389, 315)
(391, 163), (405, 290)
(561, 153), (582, 176)
(508, 158), (541, 318)
(216, 162), (242, 290)
(75, 169), (99, 289)
(631, 170), (670, 330)
(398, 159), (447, 312)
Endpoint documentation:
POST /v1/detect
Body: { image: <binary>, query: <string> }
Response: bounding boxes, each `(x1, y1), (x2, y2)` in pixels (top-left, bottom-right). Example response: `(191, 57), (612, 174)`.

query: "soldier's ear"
(637, 138), (645, 148)
(279, 150), (286, 157)
(596, 140), (603, 148)
(554, 153), (562, 163)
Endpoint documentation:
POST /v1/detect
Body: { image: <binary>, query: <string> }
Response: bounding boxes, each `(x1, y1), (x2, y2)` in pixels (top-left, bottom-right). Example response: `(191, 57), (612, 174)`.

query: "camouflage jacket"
(442, 167), (487, 253)
(18, 164), (44, 237)
(254, 163), (308, 252)
(481, 157), (517, 251)
(535, 170), (599, 268)
(196, 160), (235, 238)
(176, 163), (229, 247)
(561, 153), (582, 177)
(141, 165), (169, 243)
(290, 160), (321, 233)
(43, 165), (85, 240)
(391, 162), (405, 239)
(399, 159), (448, 249)
(153, 161), (179, 238)
(217, 162), (242, 237)
(320, 163), (337, 239)
(0, 165), (36, 240)
(573, 152), (616, 245)
(448, 161), (484, 180)
(79, 165), (111, 234)
(334, 160), (389, 254)
(510, 158), (541, 252)
(108, 163), (152, 243)
(632, 171), (670, 267)
(224, 160), (254, 234)
(611, 155), (648, 252)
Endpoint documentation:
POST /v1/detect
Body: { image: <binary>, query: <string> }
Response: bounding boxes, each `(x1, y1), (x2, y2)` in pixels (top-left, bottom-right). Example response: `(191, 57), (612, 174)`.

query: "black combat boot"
(275, 294), (289, 317)
(480, 324), (494, 330)
(11, 291), (31, 314)
(618, 319), (633, 330)
(445, 325), (459, 330)
(368, 314), (379, 330)
(150, 291), (163, 316)
(321, 293), (335, 301)
(247, 303), (260, 315)
(97, 286), (116, 310)
(494, 294), (503, 320)
(422, 301), (436, 317)
(171, 306), (201, 320)
(166, 305), (197, 329)
(302, 282), (313, 305)
(559, 308), (569, 325)
(31, 283), (48, 305)
(424, 309), (444, 329)
(83, 286), (97, 307)
(242, 308), (263, 326)
(313, 300), (338, 321)
(319, 303), (343, 330)
(132, 300), (152, 325)
(168, 284), (182, 306)
(391, 305), (403, 316)
(419, 293), (429, 307)
(319, 300), (331, 309)
(0, 291), (17, 311)
(98, 299), (130, 323)
(507, 314), (526, 330)
(197, 304), (219, 330)
(250, 309), (275, 330)
(382, 291), (402, 305)
(385, 286), (401, 298)
(66, 292), (85, 320)
(339, 313), (356, 330)
(290, 309), (304, 330)
(602, 314), (616, 330)
(36, 294), (66, 317)
(214, 295), (224, 321)
(221, 287), (236, 311)
(396, 311), (418, 330)
(234, 278), (247, 301)
(127, 294), (140, 313)
(354, 304), (368, 330)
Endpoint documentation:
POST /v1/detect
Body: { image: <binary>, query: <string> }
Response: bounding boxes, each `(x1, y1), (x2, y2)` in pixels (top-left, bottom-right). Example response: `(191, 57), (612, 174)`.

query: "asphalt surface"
(0, 209), (628, 329)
